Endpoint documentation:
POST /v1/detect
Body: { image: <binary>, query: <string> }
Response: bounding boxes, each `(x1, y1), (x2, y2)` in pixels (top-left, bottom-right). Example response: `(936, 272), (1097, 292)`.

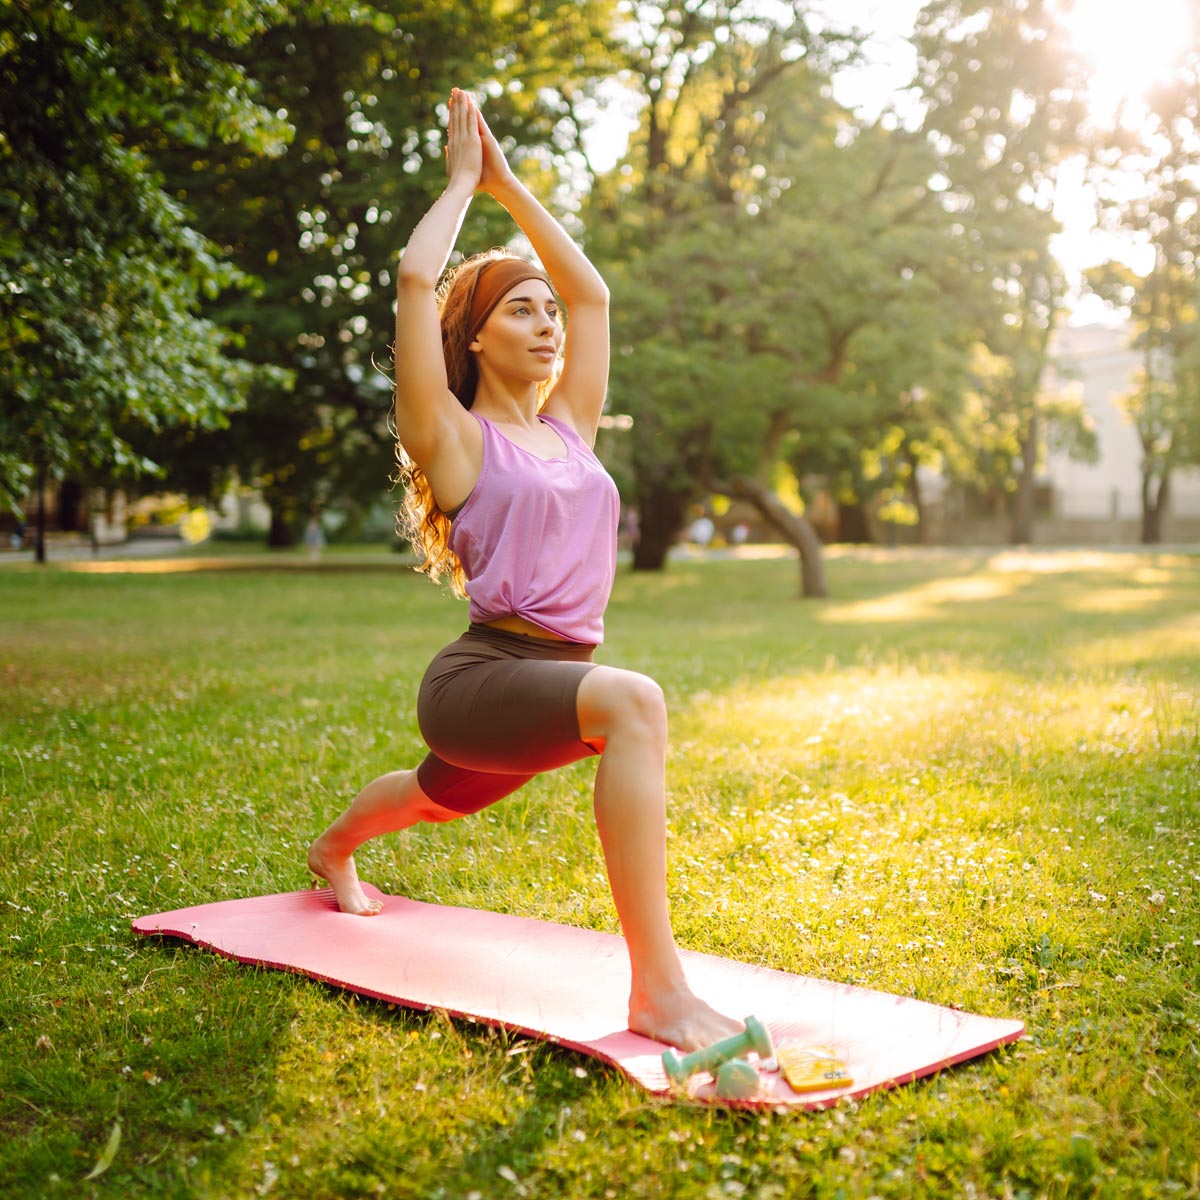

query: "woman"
(309, 88), (739, 1052)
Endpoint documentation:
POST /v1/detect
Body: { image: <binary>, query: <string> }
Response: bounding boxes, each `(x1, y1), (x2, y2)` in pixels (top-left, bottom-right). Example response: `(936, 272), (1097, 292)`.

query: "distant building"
(1044, 321), (1200, 526)
(930, 319), (1200, 545)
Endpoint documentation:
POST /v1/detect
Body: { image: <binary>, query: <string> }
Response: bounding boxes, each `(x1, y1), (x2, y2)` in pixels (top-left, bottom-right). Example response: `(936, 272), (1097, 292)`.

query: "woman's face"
(470, 279), (562, 383)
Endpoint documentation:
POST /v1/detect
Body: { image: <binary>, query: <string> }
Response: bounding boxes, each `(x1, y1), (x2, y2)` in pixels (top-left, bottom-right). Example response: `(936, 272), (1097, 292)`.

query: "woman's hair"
(395, 249), (557, 597)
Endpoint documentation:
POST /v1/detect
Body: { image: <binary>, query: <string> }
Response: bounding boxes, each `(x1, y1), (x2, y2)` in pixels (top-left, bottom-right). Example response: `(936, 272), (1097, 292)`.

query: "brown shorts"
(415, 624), (600, 814)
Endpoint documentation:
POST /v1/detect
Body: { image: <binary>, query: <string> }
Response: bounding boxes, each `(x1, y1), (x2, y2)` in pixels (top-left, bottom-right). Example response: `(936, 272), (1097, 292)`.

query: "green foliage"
(1087, 59), (1200, 534)
(0, 0), (294, 513)
(0, 0), (619, 537)
(911, 0), (1090, 538)
(144, 0), (618, 543)
(755, 117), (982, 518)
(588, 0), (1096, 560)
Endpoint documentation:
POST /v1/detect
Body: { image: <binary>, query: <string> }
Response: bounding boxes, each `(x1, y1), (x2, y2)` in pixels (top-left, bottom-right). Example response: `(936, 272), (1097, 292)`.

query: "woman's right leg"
(307, 769), (463, 916)
(311, 626), (543, 916)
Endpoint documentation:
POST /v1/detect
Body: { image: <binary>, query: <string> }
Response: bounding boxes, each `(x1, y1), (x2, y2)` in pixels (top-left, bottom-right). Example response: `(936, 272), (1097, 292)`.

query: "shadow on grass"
(0, 942), (298, 1195)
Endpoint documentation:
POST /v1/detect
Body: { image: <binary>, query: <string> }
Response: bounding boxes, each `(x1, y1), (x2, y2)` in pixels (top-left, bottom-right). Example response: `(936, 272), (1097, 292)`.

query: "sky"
(581, 0), (1198, 320)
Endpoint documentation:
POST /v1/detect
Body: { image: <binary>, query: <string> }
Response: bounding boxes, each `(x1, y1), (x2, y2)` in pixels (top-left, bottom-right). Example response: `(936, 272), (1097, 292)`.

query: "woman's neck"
(472, 380), (541, 427)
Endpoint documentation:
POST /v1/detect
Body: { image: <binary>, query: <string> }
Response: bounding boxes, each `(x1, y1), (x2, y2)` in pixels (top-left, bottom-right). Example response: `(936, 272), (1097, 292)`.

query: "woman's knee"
(624, 673), (667, 734)
(420, 799), (465, 824)
(578, 667), (668, 744)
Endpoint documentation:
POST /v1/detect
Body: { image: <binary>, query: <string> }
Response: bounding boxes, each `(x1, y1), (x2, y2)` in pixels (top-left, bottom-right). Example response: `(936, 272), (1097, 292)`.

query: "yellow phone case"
(776, 1043), (854, 1094)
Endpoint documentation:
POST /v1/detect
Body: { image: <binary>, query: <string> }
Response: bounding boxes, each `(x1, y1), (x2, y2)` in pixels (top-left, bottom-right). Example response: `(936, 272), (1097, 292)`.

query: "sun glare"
(1066, 0), (1195, 117)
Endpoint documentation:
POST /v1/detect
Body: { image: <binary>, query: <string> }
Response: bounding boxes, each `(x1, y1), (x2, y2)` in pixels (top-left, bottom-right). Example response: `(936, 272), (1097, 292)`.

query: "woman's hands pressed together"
(445, 88), (515, 198)
(474, 102), (516, 197)
(445, 88), (483, 191)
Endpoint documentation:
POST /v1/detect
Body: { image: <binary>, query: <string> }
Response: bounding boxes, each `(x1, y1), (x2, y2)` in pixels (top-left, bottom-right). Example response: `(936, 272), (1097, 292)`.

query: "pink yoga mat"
(132, 887), (1023, 1109)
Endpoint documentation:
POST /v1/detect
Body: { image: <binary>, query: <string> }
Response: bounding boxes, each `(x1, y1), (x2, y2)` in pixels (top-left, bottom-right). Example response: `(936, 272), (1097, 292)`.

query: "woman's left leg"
(575, 665), (743, 1052)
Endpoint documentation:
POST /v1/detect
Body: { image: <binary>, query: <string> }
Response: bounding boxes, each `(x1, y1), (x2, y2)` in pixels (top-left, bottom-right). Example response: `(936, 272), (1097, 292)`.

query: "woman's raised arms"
(391, 87), (610, 505)
(473, 102), (611, 445)
(392, 90), (482, 511)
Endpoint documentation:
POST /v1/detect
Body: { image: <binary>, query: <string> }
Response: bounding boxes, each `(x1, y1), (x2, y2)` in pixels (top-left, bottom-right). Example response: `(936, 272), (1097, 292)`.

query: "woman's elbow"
(574, 279), (610, 309)
(395, 259), (438, 292)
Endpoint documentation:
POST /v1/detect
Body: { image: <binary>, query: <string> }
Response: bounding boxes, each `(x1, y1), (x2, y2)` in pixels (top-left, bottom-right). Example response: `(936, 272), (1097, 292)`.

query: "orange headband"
(468, 258), (553, 338)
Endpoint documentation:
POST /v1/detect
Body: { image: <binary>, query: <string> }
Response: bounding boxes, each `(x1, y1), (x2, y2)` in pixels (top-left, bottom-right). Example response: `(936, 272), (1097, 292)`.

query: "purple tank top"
(447, 412), (620, 644)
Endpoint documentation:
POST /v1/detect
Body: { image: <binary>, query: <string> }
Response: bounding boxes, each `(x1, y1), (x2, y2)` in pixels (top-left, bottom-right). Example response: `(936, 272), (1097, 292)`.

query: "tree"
(709, 112), (982, 590)
(0, 0), (292, 559)
(749, 114), (985, 555)
(588, 2), (1004, 594)
(589, 0), (1099, 592)
(585, 1), (867, 593)
(148, 0), (617, 545)
(1088, 61), (1200, 543)
(911, 0), (1090, 544)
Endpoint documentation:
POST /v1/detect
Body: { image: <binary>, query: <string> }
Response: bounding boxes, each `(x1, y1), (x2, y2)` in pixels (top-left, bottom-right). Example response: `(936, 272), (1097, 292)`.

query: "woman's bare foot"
(307, 834), (384, 916)
(629, 984), (744, 1052)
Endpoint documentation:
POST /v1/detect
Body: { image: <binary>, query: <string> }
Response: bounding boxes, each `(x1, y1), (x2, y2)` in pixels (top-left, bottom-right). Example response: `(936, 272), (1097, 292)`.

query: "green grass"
(1, 546), (1197, 1199)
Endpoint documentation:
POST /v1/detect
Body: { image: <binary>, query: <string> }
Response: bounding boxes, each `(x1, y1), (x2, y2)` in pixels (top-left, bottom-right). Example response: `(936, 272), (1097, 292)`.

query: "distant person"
(689, 513), (715, 547)
(307, 88), (741, 1053)
(303, 511), (326, 561)
(618, 504), (639, 551)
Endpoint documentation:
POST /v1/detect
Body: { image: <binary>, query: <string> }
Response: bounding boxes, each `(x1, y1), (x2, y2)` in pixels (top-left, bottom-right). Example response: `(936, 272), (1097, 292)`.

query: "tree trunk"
(1011, 412), (1038, 544)
(1141, 467), (1169, 544)
(58, 480), (83, 532)
(34, 462), (47, 564)
(631, 477), (693, 570)
(267, 508), (298, 549)
(837, 501), (872, 544)
(725, 476), (827, 598)
(262, 480), (301, 548)
(906, 447), (928, 544)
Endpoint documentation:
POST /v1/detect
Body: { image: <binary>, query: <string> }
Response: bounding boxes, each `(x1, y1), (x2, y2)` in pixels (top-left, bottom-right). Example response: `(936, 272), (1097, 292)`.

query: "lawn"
(1, 546), (1197, 1199)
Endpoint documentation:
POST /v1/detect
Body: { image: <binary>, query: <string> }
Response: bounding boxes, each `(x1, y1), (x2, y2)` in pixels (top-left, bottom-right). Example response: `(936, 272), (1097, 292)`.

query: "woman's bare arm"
(473, 99), (610, 443)
(392, 90), (481, 501)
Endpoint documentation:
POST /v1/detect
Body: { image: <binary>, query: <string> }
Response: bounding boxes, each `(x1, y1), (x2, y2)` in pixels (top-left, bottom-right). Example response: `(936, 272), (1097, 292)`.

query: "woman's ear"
(468, 336), (482, 353)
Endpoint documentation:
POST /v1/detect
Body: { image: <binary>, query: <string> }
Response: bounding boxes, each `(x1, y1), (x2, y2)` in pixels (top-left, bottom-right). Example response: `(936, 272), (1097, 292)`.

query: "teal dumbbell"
(661, 1015), (775, 1086)
(715, 1058), (761, 1100)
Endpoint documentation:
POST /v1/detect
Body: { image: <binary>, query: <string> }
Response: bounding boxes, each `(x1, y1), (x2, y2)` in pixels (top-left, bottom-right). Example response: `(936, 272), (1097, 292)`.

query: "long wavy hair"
(395, 249), (557, 596)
